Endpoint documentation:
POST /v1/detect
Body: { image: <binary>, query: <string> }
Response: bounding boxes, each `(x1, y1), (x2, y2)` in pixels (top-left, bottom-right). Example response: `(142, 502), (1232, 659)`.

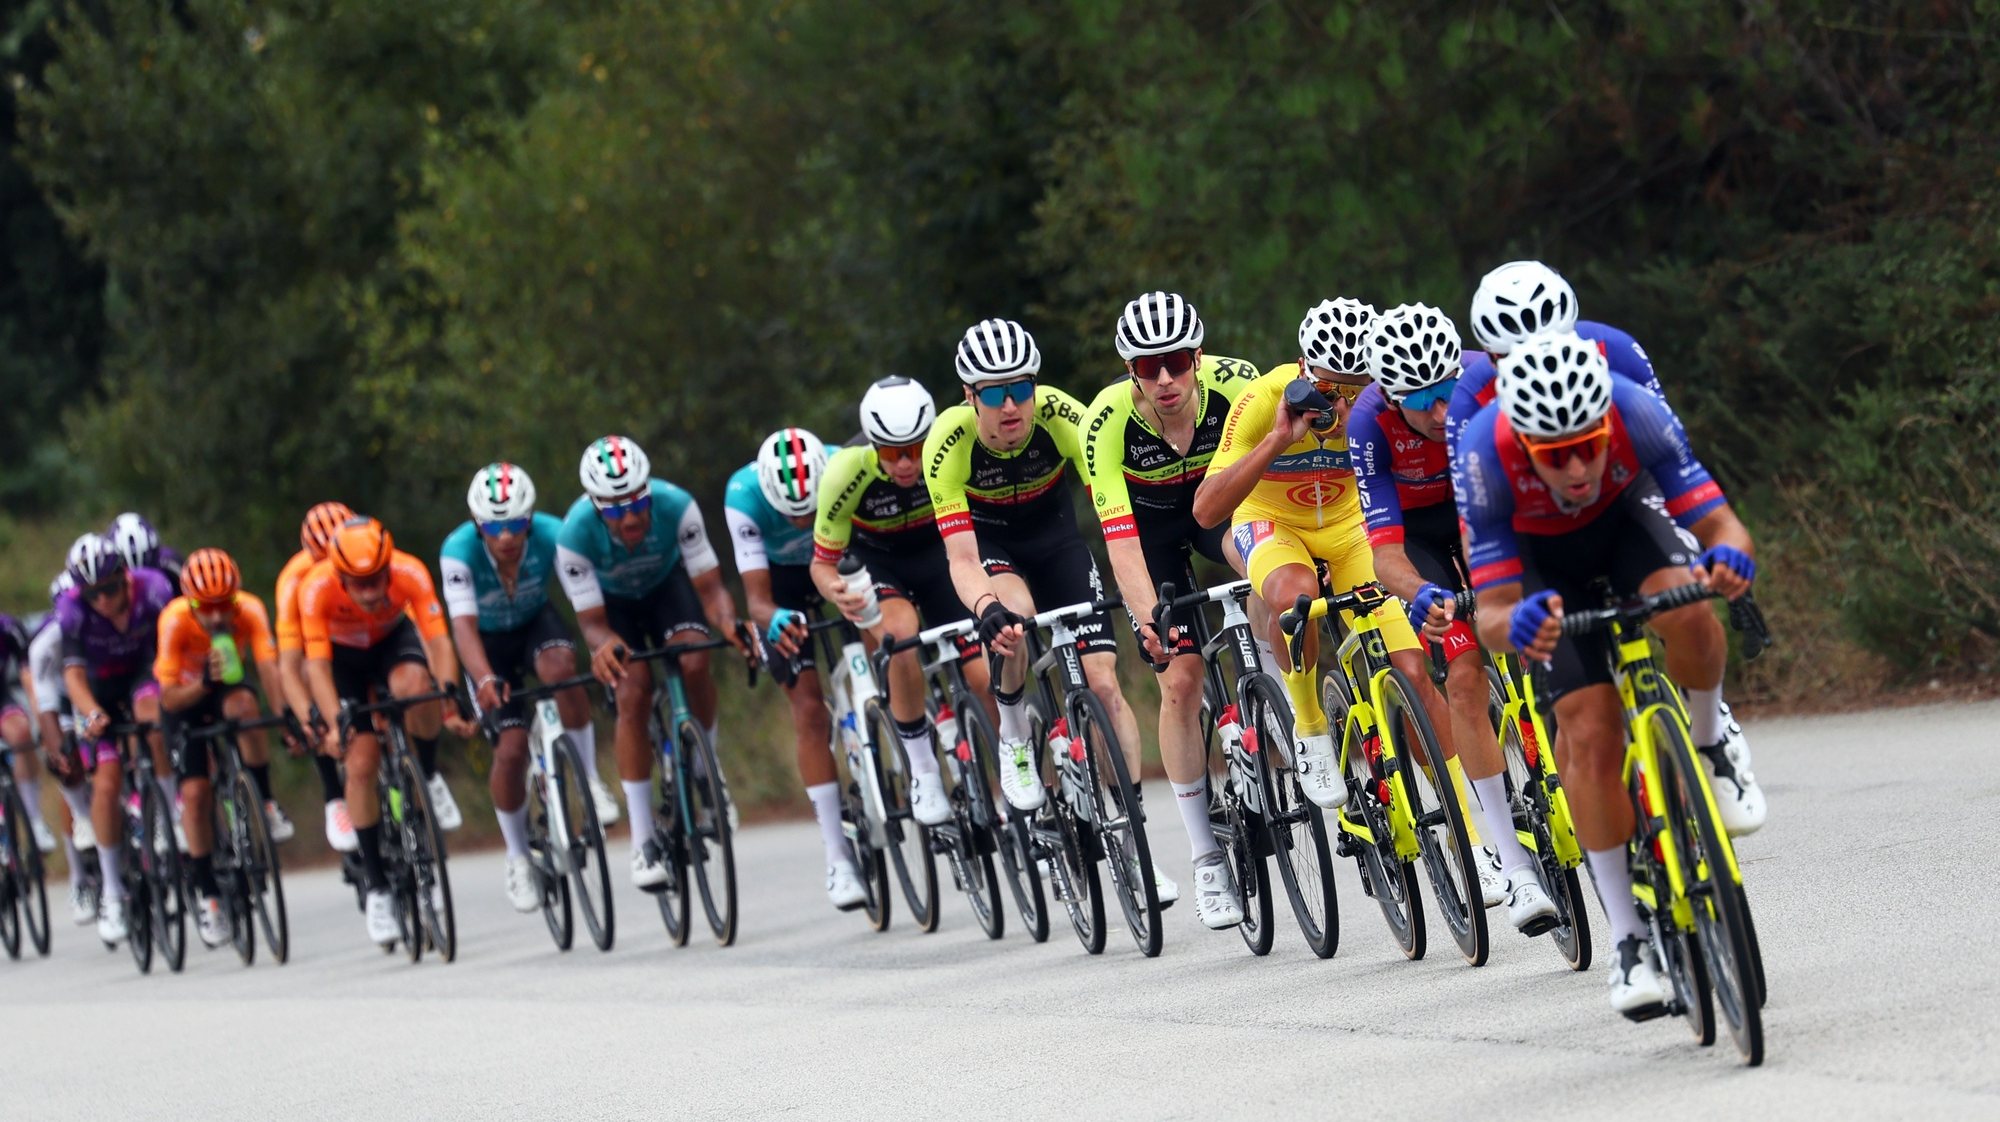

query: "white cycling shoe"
(504, 856), (541, 913)
(630, 846), (670, 890)
(589, 772), (622, 826)
(265, 801), (296, 843)
(908, 772), (952, 827)
(325, 799), (359, 852)
(97, 895), (129, 944)
(29, 816), (57, 854)
(1608, 935), (1670, 1019)
(996, 740), (1045, 812)
(1699, 740), (1767, 837)
(1191, 852), (1244, 930)
(1504, 871), (1560, 935)
(364, 889), (399, 945)
(195, 894), (231, 948)
(1475, 845), (1506, 908)
(70, 882), (98, 926)
(826, 860), (867, 911)
(1719, 701), (1750, 769)
(1293, 733), (1346, 810)
(427, 774), (464, 831)
(71, 815), (97, 851)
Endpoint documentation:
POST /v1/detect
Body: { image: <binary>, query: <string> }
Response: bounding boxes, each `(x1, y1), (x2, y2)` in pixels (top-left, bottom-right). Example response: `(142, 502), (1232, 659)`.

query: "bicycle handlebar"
(337, 684), (466, 741)
(180, 711), (292, 743)
(619, 620), (763, 688)
(1277, 581), (1391, 638)
(1559, 584), (1775, 660)
(505, 672), (603, 705)
(1027, 593), (1123, 631)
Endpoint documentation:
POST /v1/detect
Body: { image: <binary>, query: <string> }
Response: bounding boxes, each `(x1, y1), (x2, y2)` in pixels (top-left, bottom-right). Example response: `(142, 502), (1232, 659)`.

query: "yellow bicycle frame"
(1292, 592), (1422, 862)
(1489, 650), (1584, 870)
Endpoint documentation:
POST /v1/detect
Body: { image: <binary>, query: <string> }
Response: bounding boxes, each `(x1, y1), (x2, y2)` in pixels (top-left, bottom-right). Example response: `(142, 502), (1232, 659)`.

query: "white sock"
(17, 777), (45, 826)
(807, 782), (847, 865)
(1584, 846), (1646, 945)
(623, 780), (655, 849)
(156, 775), (177, 807)
(99, 845), (124, 901)
(996, 694), (1030, 744)
(61, 782), (92, 824)
(495, 804), (530, 859)
(1685, 686), (1722, 746)
(1469, 774), (1534, 876)
(566, 721), (598, 772)
(1171, 779), (1218, 861)
(63, 835), (84, 889)
(898, 723), (939, 777)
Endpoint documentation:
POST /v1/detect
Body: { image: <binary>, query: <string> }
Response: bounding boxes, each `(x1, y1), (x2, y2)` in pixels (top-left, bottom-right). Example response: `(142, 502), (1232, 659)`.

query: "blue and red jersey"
(1349, 383), (1452, 547)
(1447, 321), (1662, 451)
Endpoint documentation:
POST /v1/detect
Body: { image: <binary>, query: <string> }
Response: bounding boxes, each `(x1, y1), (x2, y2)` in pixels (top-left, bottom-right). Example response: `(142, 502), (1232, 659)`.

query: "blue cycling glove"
(1508, 589), (1560, 652)
(766, 608), (805, 645)
(1700, 545), (1756, 585)
(1407, 583), (1449, 632)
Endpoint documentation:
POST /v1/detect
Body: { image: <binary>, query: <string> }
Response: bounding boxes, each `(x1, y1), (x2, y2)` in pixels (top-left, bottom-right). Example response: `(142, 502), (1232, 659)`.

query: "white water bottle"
(1216, 702), (1260, 813)
(934, 705), (964, 766)
(837, 554), (882, 629)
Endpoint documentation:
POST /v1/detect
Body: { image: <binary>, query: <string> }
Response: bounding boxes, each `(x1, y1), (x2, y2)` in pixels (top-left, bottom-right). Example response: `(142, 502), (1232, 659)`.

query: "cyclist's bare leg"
(489, 726), (530, 813)
(989, 572), (1035, 696)
(1549, 685), (1632, 851)
(1389, 646), (1453, 769)
(344, 732), (383, 826)
(1639, 567), (1726, 693)
(611, 659), (655, 784)
(91, 753), (123, 850)
(180, 772), (214, 857)
(538, 646), (592, 732)
(1081, 650), (1142, 775)
(677, 645), (718, 734)
(4, 711), (36, 780)
(390, 662), (443, 738)
(788, 667), (834, 786)
(134, 693), (170, 791)
(1155, 653), (1205, 787)
(879, 597), (928, 726)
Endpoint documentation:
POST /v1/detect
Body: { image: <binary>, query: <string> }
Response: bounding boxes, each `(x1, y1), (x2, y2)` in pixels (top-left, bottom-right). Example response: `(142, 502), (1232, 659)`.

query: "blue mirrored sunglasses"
(594, 493), (653, 522)
(973, 380), (1036, 409)
(479, 517), (532, 537)
(1397, 376), (1460, 412)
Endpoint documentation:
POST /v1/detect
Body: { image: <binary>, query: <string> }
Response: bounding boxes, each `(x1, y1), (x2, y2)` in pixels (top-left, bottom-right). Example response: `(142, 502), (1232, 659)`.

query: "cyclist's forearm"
(575, 606), (616, 654)
(740, 568), (778, 630)
(808, 559), (846, 604)
(1690, 505), (1753, 558)
(279, 649), (313, 718)
(692, 568), (741, 636)
(1370, 544), (1427, 604)
(305, 659), (341, 726)
(450, 616), (495, 685)
(63, 666), (100, 720)
(1473, 583), (1525, 652)
(254, 659), (286, 712)
(943, 534), (994, 615)
(1102, 536), (1157, 624)
(1193, 440), (1278, 528)
(424, 634), (460, 688)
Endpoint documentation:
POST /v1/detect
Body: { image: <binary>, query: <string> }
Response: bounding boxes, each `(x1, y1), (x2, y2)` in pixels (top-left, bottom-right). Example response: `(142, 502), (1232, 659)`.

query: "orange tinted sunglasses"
(1311, 377), (1365, 402)
(875, 441), (924, 463)
(1518, 417), (1612, 470)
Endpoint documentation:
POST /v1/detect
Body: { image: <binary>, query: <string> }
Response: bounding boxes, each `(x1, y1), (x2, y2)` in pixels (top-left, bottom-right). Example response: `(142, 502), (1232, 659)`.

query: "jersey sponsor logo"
(1284, 479), (1347, 508)
(926, 423), (967, 476)
(1101, 514), (1137, 540)
(679, 522), (702, 546)
(1231, 520), (1274, 559)
(563, 562), (588, 581)
(445, 569), (470, 589)
(1040, 396), (1083, 426)
(737, 522), (761, 541)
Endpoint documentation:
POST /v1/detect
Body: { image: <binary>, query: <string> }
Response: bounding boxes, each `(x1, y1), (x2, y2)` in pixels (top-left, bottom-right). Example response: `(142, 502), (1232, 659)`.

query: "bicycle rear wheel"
(396, 747), (456, 963)
(140, 780), (187, 973)
(961, 699), (1023, 942)
(529, 765), (575, 952)
(1326, 673), (1423, 959)
(220, 771), (262, 965)
(870, 700), (937, 934)
(3, 781), (49, 957)
(1205, 719), (1271, 956)
(1652, 711), (1762, 1065)
(1247, 673), (1336, 959)
(552, 736), (614, 952)
(652, 754), (692, 947)
(680, 719), (738, 946)
(1074, 690), (1160, 957)
(1382, 667), (1487, 967)
(1497, 703), (1589, 970)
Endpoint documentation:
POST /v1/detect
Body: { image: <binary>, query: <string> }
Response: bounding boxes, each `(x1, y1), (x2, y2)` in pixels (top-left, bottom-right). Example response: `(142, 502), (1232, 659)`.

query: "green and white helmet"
(755, 428), (828, 518)
(467, 462), (536, 522)
(579, 436), (651, 502)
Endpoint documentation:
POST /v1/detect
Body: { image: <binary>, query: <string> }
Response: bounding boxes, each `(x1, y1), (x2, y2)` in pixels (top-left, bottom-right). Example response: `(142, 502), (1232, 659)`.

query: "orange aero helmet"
(300, 501), (355, 560)
(181, 548), (241, 605)
(328, 517), (394, 578)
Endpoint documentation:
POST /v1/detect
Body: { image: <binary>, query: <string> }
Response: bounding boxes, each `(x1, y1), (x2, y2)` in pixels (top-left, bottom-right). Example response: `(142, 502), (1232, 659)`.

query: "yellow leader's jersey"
(1209, 362), (1361, 531)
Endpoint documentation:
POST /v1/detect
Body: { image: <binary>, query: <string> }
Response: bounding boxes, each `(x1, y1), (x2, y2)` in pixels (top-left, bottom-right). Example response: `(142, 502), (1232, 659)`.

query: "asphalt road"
(6, 700), (1998, 1120)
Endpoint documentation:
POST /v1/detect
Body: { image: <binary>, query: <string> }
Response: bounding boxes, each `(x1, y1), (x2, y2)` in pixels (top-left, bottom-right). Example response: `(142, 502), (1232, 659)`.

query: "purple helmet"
(66, 533), (126, 589)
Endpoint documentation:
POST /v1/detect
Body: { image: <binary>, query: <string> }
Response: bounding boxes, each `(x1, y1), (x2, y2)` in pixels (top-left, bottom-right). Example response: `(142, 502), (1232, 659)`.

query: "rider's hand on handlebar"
(474, 675), (510, 715)
(766, 608), (809, 658)
(1694, 544), (1756, 602)
(976, 598), (1025, 659)
(1508, 590), (1563, 662)
(590, 640), (629, 687)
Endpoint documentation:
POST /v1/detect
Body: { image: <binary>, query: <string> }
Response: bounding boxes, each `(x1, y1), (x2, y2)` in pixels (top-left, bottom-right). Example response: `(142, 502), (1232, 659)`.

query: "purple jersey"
(1446, 321), (1663, 451)
(0, 612), (26, 679)
(56, 567), (176, 678)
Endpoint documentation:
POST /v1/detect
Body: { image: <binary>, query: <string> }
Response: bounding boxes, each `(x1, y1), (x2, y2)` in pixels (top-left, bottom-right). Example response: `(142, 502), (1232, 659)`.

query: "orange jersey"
(154, 593), (279, 688)
(274, 549), (316, 654)
(295, 551), (448, 661)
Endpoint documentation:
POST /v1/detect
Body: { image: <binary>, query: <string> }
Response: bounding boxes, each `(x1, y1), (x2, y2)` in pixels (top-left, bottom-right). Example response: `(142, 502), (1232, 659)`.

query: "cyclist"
(3, 610), (58, 855)
(275, 501), (368, 850)
(109, 512), (184, 588)
(299, 517), (473, 946)
(1453, 331), (1757, 1017)
(1080, 291), (1263, 930)
(924, 318), (1175, 902)
(155, 549), (288, 948)
(1349, 302), (1556, 929)
(558, 435), (750, 891)
(810, 379), (971, 818)
(57, 534), (177, 944)
(1453, 261), (1761, 829)
(441, 462), (615, 915)
(1191, 298), (1449, 818)
(30, 572), (101, 926)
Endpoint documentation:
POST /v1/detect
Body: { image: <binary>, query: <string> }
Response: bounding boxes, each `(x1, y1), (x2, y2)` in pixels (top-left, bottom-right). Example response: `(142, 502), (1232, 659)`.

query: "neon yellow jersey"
(1081, 355), (1260, 540)
(1210, 362), (1361, 530)
(923, 385), (1089, 538)
(812, 445), (937, 562)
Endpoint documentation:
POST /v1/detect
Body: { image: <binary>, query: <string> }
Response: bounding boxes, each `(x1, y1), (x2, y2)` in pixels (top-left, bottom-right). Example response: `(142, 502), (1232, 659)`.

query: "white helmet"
(1496, 331), (1612, 438)
(107, 512), (160, 570)
(755, 428), (829, 518)
(579, 436), (651, 501)
(1114, 291), (1205, 360)
(1469, 260), (1577, 354)
(467, 462), (536, 522)
(858, 376), (936, 445)
(1366, 303), (1462, 402)
(1298, 298), (1376, 376)
(50, 570), (75, 606)
(66, 533), (125, 588)
(954, 318), (1041, 385)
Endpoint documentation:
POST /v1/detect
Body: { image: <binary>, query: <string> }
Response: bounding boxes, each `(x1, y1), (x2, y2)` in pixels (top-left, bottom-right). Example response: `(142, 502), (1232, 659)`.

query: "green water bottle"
(212, 634), (245, 686)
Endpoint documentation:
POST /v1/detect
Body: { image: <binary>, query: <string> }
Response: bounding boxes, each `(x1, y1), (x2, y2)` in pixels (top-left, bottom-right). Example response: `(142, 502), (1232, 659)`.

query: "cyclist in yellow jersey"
(1082, 292), (1261, 930)
(1193, 298), (1451, 811)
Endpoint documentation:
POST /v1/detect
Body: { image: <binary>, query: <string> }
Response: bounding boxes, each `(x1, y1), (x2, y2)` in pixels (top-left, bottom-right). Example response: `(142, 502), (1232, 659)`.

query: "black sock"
(993, 685), (1023, 706)
(415, 736), (440, 779)
(246, 763), (273, 802)
(355, 823), (387, 890)
(190, 853), (218, 897)
(314, 755), (343, 803)
(894, 715), (930, 739)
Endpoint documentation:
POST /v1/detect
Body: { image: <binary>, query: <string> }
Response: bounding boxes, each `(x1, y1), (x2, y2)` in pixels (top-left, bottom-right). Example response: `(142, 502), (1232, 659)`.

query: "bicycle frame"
(1290, 588), (1422, 862)
(813, 618), (894, 849)
(1489, 649), (1584, 869)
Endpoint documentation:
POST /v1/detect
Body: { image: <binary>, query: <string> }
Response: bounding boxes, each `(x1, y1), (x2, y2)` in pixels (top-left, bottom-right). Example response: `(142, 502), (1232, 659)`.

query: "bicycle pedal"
(1621, 1001), (1670, 1024)
(1518, 914), (1561, 939)
(834, 899), (866, 914)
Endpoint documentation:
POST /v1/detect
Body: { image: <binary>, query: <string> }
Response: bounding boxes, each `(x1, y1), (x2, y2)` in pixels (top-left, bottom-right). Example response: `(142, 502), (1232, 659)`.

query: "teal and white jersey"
(722, 460), (822, 572)
(556, 479), (718, 610)
(438, 513), (563, 633)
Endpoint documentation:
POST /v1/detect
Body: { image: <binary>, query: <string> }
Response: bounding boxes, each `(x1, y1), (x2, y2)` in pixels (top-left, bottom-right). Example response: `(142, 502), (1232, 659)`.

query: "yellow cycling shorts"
(1229, 514), (1420, 654)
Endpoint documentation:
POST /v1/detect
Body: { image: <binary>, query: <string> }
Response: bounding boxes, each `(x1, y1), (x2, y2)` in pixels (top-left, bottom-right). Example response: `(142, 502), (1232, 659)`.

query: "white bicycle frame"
(1184, 579), (1264, 816)
(910, 617), (978, 792)
(526, 698), (575, 876)
(824, 629), (892, 850)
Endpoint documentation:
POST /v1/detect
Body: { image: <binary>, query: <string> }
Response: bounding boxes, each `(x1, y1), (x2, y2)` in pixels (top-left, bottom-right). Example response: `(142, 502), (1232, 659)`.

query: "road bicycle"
(0, 741), (51, 959)
(337, 687), (461, 963)
(176, 711), (290, 965)
(500, 673), (615, 952)
(103, 720), (182, 974)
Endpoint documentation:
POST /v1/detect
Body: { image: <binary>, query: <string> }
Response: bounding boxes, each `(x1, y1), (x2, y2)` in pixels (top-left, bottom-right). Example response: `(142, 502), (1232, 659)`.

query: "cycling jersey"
(1081, 354), (1260, 541)
(1209, 363), (1359, 530)
(28, 616), (64, 717)
(439, 513), (564, 632)
(924, 385), (1089, 536)
(556, 479), (718, 611)
(295, 552), (449, 661)
(1454, 378), (1725, 591)
(273, 549), (316, 654)
(154, 593), (279, 688)
(1, 613), (27, 718)
(57, 568), (176, 676)
(1448, 321), (1663, 449)
(813, 446), (939, 562)
(723, 459), (821, 572)
(1349, 382), (1453, 548)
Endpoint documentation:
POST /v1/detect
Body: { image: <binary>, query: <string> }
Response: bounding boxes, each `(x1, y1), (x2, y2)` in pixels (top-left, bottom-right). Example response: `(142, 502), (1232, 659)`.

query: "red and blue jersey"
(1446, 321), (1662, 451)
(1348, 383), (1453, 546)
(1452, 379), (1725, 591)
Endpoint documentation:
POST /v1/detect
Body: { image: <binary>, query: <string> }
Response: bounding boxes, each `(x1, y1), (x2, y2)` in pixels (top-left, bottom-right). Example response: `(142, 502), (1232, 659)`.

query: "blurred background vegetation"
(3, 1), (1995, 839)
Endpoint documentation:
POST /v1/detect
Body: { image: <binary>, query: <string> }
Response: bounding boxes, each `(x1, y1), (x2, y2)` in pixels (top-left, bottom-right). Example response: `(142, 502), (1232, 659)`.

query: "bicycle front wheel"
(1328, 672), (1424, 960)
(1204, 709), (1271, 956)
(1074, 690), (1160, 957)
(651, 751), (691, 947)
(680, 719), (738, 946)
(961, 698), (1024, 942)
(1498, 703), (1589, 970)
(1246, 672), (1336, 959)
(3, 781), (49, 957)
(1381, 667), (1487, 967)
(528, 761), (575, 952)
(396, 746), (456, 963)
(0, 785), (20, 959)
(553, 736), (615, 952)
(220, 770), (261, 965)
(140, 779), (187, 973)
(869, 700), (937, 934)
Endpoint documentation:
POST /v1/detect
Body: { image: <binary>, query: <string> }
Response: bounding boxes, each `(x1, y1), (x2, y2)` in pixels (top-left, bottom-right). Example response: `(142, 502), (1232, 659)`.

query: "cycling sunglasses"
(1132, 349), (1198, 382)
(973, 380), (1037, 409)
(1397, 376), (1460, 412)
(83, 577), (125, 601)
(479, 517), (532, 538)
(874, 441), (924, 464)
(593, 493), (653, 522)
(1519, 417), (1613, 470)
(1311, 377), (1367, 402)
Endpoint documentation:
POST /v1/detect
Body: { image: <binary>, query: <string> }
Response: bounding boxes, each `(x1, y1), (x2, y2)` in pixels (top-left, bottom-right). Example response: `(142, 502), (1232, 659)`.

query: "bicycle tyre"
(869, 700), (938, 934)
(962, 697), (1029, 942)
(1497, 704), (1590, 971)
(529, 761), (575, 952)
(1205, 710), (1271, 956)
(0, 784), (19, 959)
(122, 809), (153, 972)
(1245, 672), (1336, 959)
(239, 769), (288, 966)
(843, 707), (891, 934)
(1326, 672), (1424, 960)
(222, 770), (260, 965)
(1381, 667), (1488, 967)
(1737, 883), (1767, 1008)
(553, 735), (615, 952)
(140, 779), (187, 973)
(13, 784), (49, 958)
(1652, 711), (1762, 1065)
(396, 745), (456, 963)
(681, 719), (738, 946)
(652, 745), (692, 947)
(1072, 690), (1160, 957)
